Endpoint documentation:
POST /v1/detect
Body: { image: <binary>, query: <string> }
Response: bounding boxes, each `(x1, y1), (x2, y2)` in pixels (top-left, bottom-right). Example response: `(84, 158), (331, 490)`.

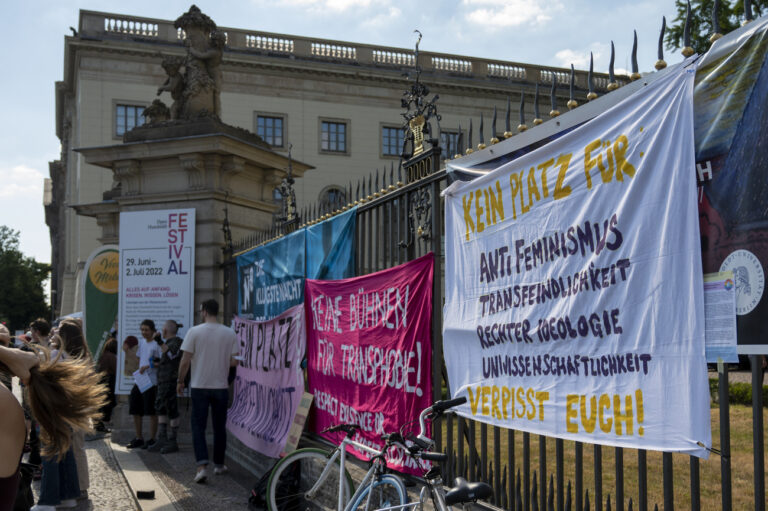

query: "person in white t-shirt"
(177, 299), (238, 484)
(124, 319), (161, 449)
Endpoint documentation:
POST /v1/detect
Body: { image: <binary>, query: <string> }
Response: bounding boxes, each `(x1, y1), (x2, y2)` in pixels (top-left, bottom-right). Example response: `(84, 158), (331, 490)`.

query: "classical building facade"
(50, 9), (620, 316)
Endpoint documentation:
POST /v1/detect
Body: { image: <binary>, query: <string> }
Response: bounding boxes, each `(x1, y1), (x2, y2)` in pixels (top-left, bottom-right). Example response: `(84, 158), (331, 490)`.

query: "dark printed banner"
(306, 254), (434, 475)
(694, 18), (768, 352)
(227, 305), (306, 458)
(237, 207), (356, 321)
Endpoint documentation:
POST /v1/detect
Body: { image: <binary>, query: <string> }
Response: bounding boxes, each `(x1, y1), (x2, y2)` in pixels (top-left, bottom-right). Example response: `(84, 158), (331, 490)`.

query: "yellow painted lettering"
(481, 386), (490, 416)
(483, 189), (491, 227)
(516, 388), (526, 418)
(553, 153), (573, 200)
(462, 194), (475, 241)
(519, 170), (530, 214)
(491, 386), (501, 419)
(501, 386), (512, 420)
(535, 391), (549, 421)
(580, 395), (597, 433)
(613, 394), (634, 436)
(488, 181), (505, 224)
(537, 158), (554, 197)
(613, 135), (635, 179)
(598, 139), (614, 183)
(598, 394), (613, 433)
(584, 139), (601, 189)
(566, 394), (578, 433)
(474, 190), (485, 234)
(467, 386), (481, 415)
(526, 388), (536, 420)
(508, 173), (520, 220)
(527, 167), (541, 206)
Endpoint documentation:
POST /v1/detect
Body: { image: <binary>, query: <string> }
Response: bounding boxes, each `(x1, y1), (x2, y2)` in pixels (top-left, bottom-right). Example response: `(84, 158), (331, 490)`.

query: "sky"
(0, 0), (685, 265)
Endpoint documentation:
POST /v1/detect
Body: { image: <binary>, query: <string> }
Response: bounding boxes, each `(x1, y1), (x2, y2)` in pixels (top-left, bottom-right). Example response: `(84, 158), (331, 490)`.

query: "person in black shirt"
(148, 320), (183, 453)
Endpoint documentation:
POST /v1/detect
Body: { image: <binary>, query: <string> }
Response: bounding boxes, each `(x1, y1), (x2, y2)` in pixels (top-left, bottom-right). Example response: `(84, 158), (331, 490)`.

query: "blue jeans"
(190, 388), (229, 467)
(38, 448), (80, 505)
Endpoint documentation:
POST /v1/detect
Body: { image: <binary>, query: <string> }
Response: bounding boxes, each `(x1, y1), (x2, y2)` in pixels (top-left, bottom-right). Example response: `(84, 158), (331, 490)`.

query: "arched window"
(318, 186), (346, 211)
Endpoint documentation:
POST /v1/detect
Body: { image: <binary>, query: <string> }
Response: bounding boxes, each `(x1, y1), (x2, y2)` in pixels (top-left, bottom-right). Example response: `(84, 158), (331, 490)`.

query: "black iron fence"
(223, 157), (766, 511)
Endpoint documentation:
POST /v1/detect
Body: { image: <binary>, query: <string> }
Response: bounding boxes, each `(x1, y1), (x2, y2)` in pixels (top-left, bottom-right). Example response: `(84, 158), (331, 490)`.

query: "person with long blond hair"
(57, 320), (92, 500)
(0, 340), (106, 510)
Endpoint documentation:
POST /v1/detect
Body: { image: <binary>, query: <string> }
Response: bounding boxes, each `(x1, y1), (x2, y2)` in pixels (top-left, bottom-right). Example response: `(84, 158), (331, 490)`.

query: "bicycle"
(266, 397), (492, 511)
(266, 422), (408, 511)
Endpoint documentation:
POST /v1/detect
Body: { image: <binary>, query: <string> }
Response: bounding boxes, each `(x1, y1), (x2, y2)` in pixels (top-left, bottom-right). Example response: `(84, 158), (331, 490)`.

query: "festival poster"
(443, 65), (711, 457)
(227, 305), (306, 458)
(82, 245), (119, 359)
(306, 253), (434, 475)
(116, 209), (195, 394)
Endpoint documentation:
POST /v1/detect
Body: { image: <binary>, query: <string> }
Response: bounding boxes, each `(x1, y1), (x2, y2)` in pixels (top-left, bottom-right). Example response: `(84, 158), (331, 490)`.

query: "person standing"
(177, 299), (238, 484)
(148, 320), (183, 453)
(124, 319), (161, 449)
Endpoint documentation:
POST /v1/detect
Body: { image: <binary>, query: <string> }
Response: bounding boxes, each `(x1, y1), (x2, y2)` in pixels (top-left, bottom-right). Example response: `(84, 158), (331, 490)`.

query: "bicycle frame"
(306, 435), (396, 511)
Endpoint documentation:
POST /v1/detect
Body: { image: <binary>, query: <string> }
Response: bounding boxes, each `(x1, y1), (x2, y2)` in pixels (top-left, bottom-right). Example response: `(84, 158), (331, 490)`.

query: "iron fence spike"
(628, 497), (633, 511)
(606, 494), (611, 511)
(479, 112), (485, 145)
(631, 30), (640, 80)
(585, 489), (590, 511)
(683, 1), (693, 54)
(468, 118), (473, 149)
(609, 40), (616, 82)
(534, 82), (541, 120)
(532, 471), (539, 511)
(658, 16), (666, 61)
(588, 52), (596, 98)
(548, 474), (554, 511)
(519, 91), (526, 125)
(491, 105), (497, 139)
(566, 481), (572, 511)
(505, 96), (511, 132)
(712, 0), (722, 37)
(745, 0), (754, 22)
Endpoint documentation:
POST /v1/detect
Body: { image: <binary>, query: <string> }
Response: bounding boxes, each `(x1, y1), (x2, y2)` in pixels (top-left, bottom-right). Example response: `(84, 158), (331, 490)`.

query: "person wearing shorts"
(125, 319), (161, 449)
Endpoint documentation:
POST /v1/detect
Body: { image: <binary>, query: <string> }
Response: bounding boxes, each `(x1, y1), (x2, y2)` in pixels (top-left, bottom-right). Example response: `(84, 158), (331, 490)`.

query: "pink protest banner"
(306, 253), (434, 475)
(227, 304), (306, 458)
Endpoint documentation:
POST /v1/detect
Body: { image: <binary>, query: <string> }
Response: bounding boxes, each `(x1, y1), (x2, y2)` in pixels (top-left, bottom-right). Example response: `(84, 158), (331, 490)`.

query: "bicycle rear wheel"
(348, 474), (408, 511)
(266, 448), (354, 511)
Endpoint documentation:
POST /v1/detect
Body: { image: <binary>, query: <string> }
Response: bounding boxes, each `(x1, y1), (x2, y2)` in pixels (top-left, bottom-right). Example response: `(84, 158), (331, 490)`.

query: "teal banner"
(237, 207), (357, 321)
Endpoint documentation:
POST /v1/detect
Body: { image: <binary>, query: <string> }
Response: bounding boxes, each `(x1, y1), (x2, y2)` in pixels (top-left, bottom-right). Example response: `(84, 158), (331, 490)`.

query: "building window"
(115, 104), (146, 137)
(318, 186), (346, 210)
(441, 130), (460, 157)
(256, 115), (284, 147)
(321, 121), (347, 153)
(381, 126), (401, 157)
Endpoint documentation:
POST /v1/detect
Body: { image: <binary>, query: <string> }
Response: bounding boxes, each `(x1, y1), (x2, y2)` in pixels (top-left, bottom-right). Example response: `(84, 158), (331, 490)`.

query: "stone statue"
(143, 100), (171, 124)
(157, 56), (184, 119)
(160, 5), (221, 120)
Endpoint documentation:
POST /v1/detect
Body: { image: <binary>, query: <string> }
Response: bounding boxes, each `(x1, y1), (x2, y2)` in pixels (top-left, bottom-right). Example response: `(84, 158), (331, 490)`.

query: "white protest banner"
(228, 304), (306, 458)
(117, 209), (195, 394)
(443, 66), (711, 457)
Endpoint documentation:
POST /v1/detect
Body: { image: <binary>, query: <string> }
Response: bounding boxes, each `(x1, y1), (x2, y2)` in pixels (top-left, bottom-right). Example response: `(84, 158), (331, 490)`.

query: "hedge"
(709, 378), (768, 407)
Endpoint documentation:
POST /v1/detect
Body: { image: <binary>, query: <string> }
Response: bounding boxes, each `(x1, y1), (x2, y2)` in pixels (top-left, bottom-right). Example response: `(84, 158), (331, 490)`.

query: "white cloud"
(264, 0), (382, 12)
(463, 0), (563, 28)
(360, 6), (402, 29)
(0, 165), (45, 198)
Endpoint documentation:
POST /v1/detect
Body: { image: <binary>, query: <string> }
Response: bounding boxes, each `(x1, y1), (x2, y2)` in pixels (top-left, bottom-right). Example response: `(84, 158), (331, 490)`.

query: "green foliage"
(666, 0), (767, 56)
(709, 377), (768, 407)
(0, 226), (50, 332)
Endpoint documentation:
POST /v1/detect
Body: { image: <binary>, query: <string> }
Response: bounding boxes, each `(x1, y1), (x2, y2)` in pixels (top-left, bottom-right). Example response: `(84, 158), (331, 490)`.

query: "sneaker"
(126, 438), (144, 449)
(213, 465), (229, 475)
(30, 506), (56, 511)
(142, 439), (156, 450)
(56, 499), (77, 508)
(194, 467), (208, 484)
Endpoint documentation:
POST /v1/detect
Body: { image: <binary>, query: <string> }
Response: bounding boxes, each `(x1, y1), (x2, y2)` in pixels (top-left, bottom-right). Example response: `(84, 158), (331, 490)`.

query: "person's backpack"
(13, 463), (35, 511)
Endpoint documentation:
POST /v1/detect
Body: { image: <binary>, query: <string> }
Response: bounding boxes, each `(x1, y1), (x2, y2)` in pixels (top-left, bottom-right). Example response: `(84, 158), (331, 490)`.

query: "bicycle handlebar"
(415, 396), (467, 449)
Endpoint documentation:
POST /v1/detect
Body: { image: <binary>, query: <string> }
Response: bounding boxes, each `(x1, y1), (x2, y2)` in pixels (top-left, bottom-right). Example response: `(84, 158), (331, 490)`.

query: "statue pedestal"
(74, 125), (312, 307)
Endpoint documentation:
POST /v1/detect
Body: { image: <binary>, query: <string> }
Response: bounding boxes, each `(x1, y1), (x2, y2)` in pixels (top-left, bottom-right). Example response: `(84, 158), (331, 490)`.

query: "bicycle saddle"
(443, 477), (493, 506)
(323, 423), (361, 437)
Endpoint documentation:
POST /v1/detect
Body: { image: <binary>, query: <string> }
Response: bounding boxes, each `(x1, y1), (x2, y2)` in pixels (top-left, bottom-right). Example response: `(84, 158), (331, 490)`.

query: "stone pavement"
(29, 432), (254, 510)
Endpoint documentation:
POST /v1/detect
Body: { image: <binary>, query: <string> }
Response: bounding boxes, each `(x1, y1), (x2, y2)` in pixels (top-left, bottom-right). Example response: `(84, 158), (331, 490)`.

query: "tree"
(0, 226), (50, 333)
(666, 0), (767, 56)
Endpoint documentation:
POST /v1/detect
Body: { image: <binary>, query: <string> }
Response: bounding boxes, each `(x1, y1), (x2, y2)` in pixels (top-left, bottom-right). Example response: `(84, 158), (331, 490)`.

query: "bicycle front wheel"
(348, 474), (408, 511)
(266, 448), (355, 511)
